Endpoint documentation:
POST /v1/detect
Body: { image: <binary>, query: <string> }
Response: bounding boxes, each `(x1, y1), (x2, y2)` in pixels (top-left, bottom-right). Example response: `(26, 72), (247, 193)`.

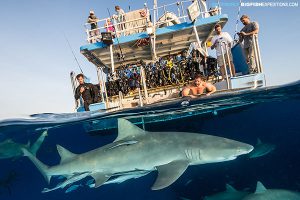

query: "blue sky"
(0, 0), (299, 119)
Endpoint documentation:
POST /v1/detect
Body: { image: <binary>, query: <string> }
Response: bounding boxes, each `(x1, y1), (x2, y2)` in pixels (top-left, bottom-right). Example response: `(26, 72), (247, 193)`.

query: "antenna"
(63, 32), (84, 74)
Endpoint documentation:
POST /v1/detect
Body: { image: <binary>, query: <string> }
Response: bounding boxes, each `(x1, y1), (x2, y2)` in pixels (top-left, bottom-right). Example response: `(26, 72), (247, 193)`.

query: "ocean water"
(0, 81), (299, 200)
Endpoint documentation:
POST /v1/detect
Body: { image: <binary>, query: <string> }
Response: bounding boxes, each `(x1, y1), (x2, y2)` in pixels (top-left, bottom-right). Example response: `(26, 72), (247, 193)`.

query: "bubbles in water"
(213, 110), (218, 116)
(181, 101), (190, 106)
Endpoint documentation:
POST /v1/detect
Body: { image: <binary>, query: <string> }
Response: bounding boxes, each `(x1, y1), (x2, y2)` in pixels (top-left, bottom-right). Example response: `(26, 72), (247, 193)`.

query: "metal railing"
(84, 0), (222, 44)
(85, 9), (151, 43)
(252, 34), (263, 73)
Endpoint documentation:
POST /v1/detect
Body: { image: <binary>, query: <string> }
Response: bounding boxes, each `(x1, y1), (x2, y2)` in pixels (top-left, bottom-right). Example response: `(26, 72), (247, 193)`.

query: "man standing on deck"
(87, 10), (99, 43)
(211, 24), (236, 81)
(238, 15), (259, 74)
(75, 74), (99, 111)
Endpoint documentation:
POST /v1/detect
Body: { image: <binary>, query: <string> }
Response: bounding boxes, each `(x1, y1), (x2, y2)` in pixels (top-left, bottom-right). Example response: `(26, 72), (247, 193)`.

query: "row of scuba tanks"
(105, 50), (219, 97)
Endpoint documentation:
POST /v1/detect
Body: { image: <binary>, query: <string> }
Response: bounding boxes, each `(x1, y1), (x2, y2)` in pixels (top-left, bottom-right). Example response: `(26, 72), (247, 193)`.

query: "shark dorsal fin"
(255, 181), (267, 194)
(114, 119), (145, 142)
(257, 138), (262, 145)
(56, 145), (76, 163)
(226, 184), (237, 192)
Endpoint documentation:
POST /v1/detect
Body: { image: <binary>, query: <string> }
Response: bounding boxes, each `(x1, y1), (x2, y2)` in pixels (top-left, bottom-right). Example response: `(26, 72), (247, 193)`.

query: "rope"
(234, 0), (243, 40)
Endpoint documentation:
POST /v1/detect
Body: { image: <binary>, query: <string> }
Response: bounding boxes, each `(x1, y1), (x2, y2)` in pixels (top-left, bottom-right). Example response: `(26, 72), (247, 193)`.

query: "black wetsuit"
(75, 83), (99, 111)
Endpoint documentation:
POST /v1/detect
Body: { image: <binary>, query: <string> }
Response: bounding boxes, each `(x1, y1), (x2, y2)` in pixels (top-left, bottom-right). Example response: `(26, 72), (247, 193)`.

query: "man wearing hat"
(211, 24), (236, 80)
(87, 10), (99, 43)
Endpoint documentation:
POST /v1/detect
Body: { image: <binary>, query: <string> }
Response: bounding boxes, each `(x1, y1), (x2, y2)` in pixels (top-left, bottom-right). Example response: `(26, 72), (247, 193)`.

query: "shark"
(204, 184), (250, 200)
(0, 130), (48, 159)
(242, 181), (300, 200)
(248, 139), (275, 159)
(22, 118), (253, 192)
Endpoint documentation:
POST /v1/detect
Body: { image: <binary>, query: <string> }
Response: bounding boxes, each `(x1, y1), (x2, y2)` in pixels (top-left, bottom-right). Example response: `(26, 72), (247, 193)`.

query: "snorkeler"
(182, 74), (216, 98)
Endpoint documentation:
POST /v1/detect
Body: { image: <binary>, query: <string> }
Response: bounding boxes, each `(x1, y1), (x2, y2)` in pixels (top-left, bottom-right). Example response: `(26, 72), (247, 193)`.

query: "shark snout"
(237, 144), (254, 155)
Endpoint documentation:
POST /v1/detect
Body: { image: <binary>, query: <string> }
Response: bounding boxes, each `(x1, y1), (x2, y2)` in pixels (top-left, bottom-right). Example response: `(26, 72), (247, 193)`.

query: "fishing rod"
(107, 8), (125, 63)
(63, 32), (84, 74)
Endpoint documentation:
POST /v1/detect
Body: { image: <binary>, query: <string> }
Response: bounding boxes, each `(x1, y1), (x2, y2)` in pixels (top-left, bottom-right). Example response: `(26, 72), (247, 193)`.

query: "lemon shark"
(242, 181), (300, 200)
(0, 130), (47, 160)
(204, 184), (250, 200)
(22, 119), (253, 192)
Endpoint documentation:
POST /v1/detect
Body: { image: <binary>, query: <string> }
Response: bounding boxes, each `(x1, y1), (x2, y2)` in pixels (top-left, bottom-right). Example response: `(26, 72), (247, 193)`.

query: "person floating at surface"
(75, 74), (99, 111)
(87, 10), (100, 43)
(211, 24), (236, 81)
(182, 74), (216, 98)
(238, 15), (259, 74)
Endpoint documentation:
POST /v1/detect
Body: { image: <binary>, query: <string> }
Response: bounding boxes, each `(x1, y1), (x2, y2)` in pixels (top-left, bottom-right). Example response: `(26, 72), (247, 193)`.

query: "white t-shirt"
(211, 32), (233, 56)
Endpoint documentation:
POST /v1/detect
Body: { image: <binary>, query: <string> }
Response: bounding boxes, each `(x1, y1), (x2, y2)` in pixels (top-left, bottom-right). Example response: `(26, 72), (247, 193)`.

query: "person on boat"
(75, 74), (99, 111)
(211, 24), (236, 81)
(182, 74), (216, 98)
(238, 15), (259, 74)
(87, 10), (100, 43)
(113, 6), (126, 36)
(104, 18), (115, 33)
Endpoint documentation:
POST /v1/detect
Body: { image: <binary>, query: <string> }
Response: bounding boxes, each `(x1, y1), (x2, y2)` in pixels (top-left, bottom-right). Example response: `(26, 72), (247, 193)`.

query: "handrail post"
(254, 34), (263, 73)
(217, 0), (222, 14)
(70, 71), (78, 108)
(224, 42), (233, 77)
(118, 91), (123, 109)
(220, 43), (230, 89)
(180, 1), (186, 22)
(96, 67), (105, 103)
(152, 0), (158, 62)
(138, 88), (143, 107)
(100, 67), (109, 109)
(193, 20), (202, 52)
(140, 66), (149, 104)
(251, 35), (260, 73)
(109, 44), (115, 74)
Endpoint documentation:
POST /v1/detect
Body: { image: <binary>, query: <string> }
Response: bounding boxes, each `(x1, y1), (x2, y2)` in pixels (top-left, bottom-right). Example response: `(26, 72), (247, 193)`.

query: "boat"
(70, 0), (266, 131)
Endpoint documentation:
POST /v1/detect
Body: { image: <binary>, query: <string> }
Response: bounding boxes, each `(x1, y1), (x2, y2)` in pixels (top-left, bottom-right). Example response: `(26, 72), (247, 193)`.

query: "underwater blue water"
(0, 81), (299, 200)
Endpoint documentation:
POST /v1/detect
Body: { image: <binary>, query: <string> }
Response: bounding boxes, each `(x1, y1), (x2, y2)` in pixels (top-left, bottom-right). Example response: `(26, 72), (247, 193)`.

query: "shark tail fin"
(22, 147), (51, 184)
(29, 130), (48, 156)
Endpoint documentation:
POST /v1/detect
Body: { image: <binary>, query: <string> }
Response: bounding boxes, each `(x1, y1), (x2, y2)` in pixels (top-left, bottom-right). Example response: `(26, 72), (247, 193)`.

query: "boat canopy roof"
(80, 1), (228, 69)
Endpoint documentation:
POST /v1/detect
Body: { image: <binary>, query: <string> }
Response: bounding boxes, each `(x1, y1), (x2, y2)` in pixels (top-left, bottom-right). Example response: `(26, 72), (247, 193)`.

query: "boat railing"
(85, 0), (222, 43)
(85, 8), (151, 43)
(252, 34), (263, 73)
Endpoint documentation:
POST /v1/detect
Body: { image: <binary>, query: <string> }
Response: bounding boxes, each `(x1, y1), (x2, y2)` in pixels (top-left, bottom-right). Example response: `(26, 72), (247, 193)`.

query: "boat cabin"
(72, 0), (266, 113)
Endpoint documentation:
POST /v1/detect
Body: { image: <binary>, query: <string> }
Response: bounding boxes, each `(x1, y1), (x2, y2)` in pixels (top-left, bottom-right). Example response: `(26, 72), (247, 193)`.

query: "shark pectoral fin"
(152, 160), (189, 190)
(30, 130), (48, 156)
(91, 172), (111, 188)
(56, 145), (77, 164)
(114, 119), (145, 142)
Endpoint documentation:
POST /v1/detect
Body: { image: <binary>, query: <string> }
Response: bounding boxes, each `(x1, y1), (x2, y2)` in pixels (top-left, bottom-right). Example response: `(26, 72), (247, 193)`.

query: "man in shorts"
(211, 24), (236, 80)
